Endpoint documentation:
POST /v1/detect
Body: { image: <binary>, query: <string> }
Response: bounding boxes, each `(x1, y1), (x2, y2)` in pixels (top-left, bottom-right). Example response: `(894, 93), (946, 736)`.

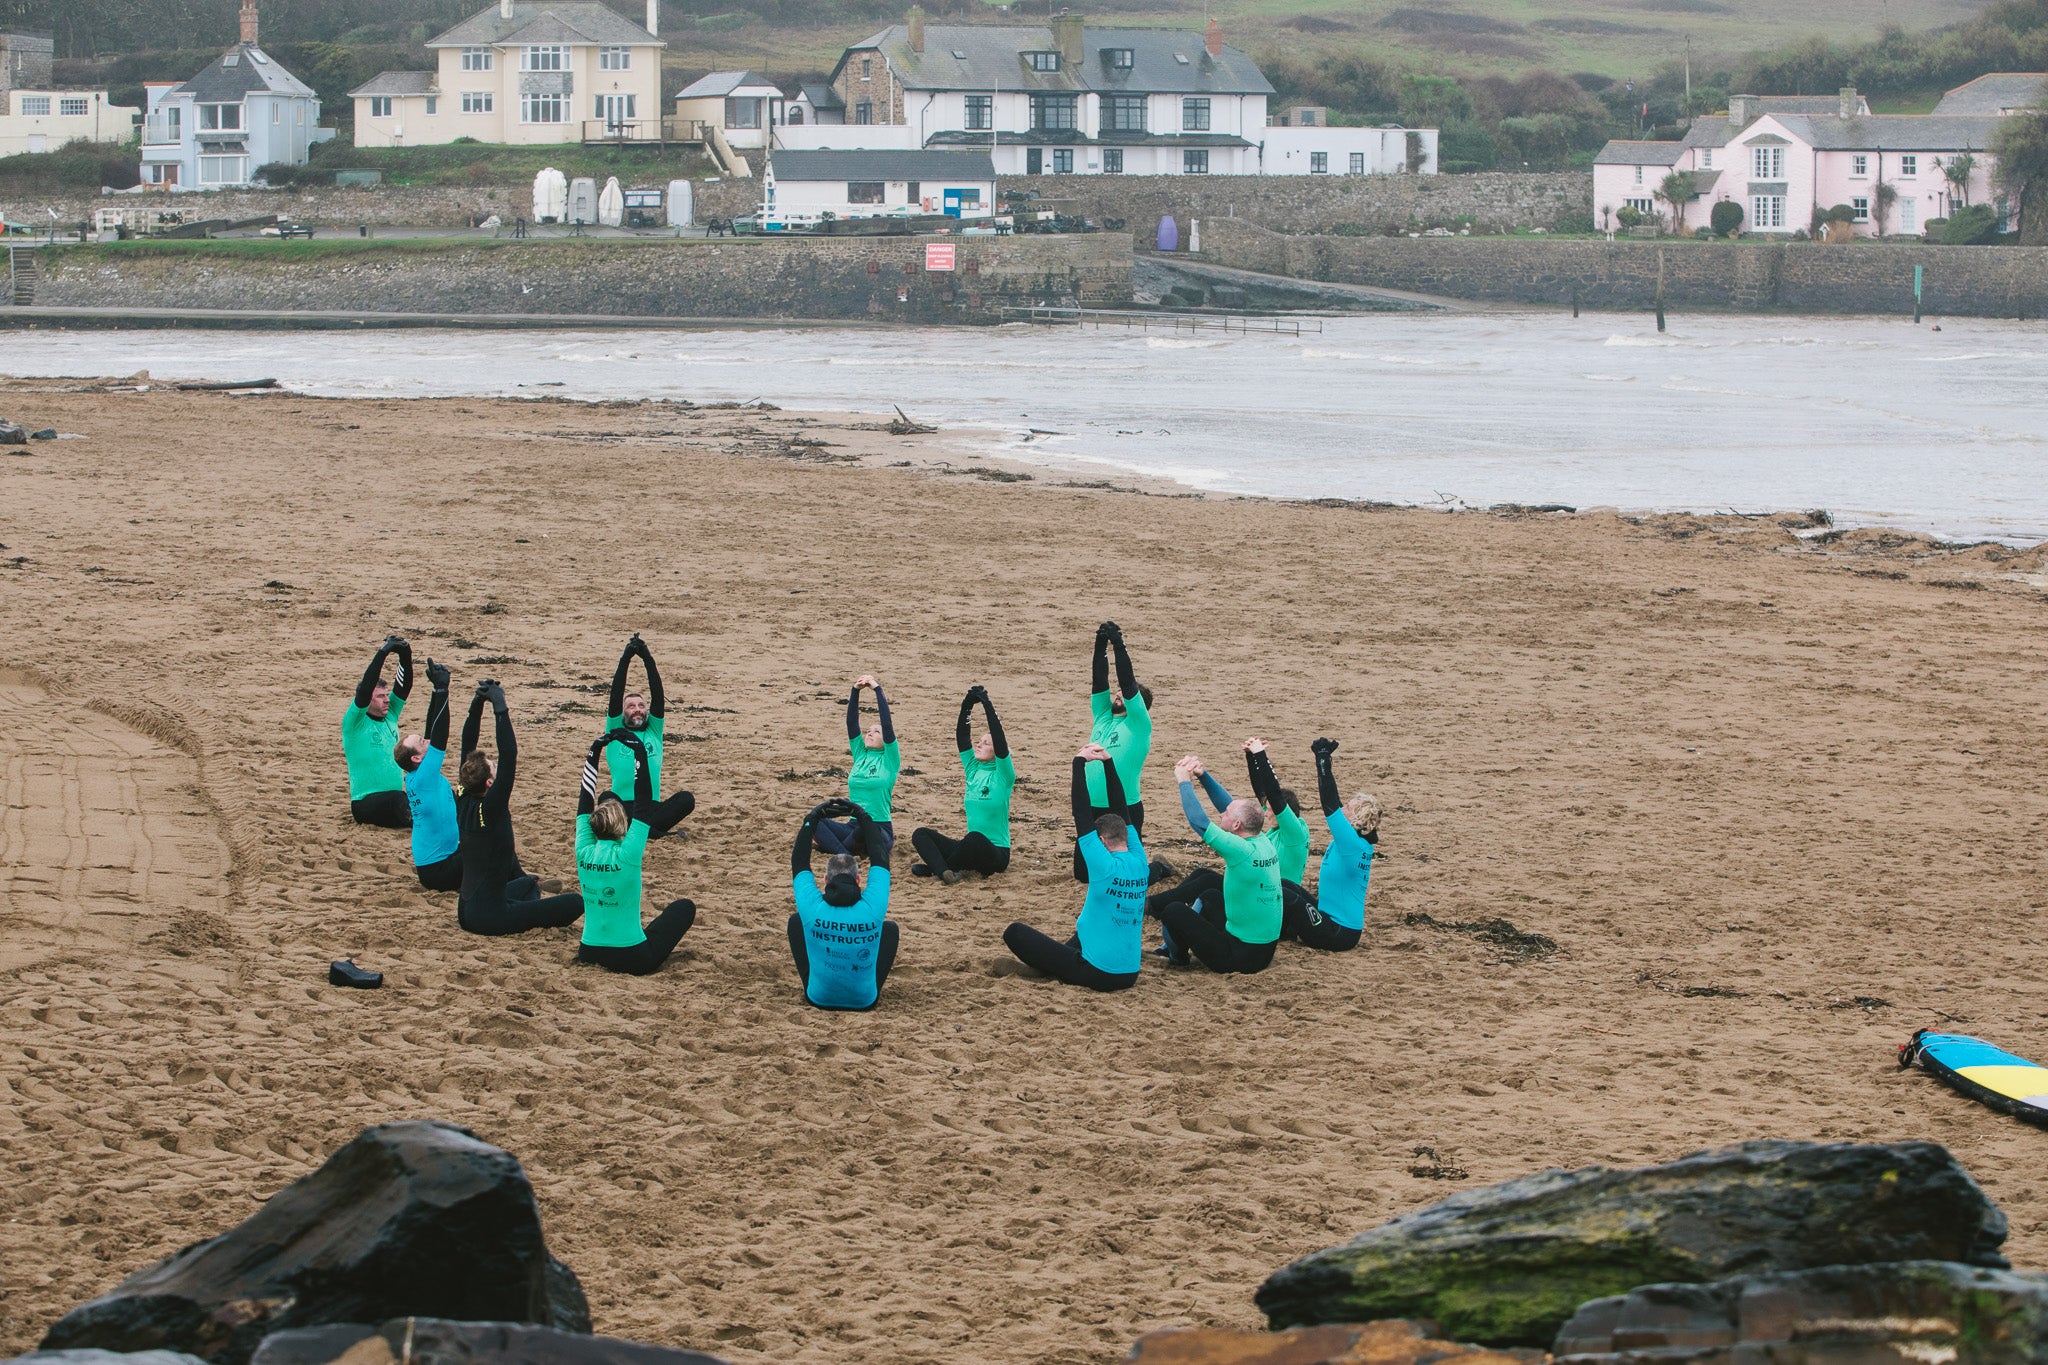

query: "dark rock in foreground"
(41, 1121), (590, 1365)
(1553, 1260), (2048, 1364)
(251, 1320), (728, 1365)
(1127, 1319), (1543, 1365)
(5, 1352), (210, 1365)
(1256, 1140), (2008, 1348)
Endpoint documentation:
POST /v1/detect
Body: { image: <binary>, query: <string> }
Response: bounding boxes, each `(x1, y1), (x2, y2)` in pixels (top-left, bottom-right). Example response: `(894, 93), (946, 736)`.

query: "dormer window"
(1026, 51), (1060, 72)
(1105, 48), (1134, 69)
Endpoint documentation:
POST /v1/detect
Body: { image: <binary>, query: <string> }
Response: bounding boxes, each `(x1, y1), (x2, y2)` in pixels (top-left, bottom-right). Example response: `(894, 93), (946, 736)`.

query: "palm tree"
(1942, 150), (1976, 209)
(1656, 170), (1698, 235)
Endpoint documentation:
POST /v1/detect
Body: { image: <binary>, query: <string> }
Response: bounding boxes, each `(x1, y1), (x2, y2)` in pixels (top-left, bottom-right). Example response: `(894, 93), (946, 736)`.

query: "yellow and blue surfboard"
(1901, 1029), (2048, 1128)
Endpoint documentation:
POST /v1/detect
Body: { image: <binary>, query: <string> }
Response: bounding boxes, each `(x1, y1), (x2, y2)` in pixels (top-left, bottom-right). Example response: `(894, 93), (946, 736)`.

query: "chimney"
(500, 0), (513, 18)
(1204, 17), (1223, 58)
(1838, 84), (1858, 118)
(1728, 93), (1751, 127)
(646, 0), (658, 37)
(908, 4), (925, 54)
(1052, 11), (1083, 67)
(239, 0), (258, 45)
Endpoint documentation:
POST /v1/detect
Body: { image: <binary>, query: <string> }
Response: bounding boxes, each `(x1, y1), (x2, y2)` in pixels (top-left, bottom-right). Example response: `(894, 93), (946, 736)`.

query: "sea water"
(8, 312), (2047, 543)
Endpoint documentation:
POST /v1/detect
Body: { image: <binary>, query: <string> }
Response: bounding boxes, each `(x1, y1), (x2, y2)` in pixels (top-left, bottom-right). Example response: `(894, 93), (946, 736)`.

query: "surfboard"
(1900, 1029), (2048, 1128)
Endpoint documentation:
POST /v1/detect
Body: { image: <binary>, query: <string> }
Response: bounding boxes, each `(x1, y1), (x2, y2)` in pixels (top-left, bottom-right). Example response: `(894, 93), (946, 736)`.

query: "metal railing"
(579, 116), (704, 145)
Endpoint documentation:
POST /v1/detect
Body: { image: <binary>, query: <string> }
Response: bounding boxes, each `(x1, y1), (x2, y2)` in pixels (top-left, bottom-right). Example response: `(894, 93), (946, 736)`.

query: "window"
(1349, 152), (1365, 174)
(1103, 94), (1146, 132)
(523, 46), (566, 72)
(199, 155), (245, 184)
(1182, 97), (1210, 131)
(788, 105), (804, 124)
(1103, 148), (1124, 173)
(61, 97), (90, 117)
(860, 57), (872, 81)
(1625, 196), (1655, 215)
(200, 102), (242, 130)
(965, 94), (992, 130)
(1750, 194), (1785, 229)
(1026, 147), (1042, 173)
(906, 181), (920, 203)
(598, 94), (637, 124)
(1851, 153), (1868, 177)
(1031, 93), (1077, 131)
(1052, 148), (1073, 173)
(1310, 151), (1328, 174)
(424, 96), (437, 116)
(855, 100), (872, 124)
(848, 181), (885, 204)
(1026, 51), (1060, 72)
(599, 47), (631, 70)
(1634, 165), (1643, 184)
(1106, 48), (1134, 69)
(461, 47), (492, 71)
(1299, 109), (1318, 126)
(1852, 196), (1869, 222)
(368, 96), (393, 118)
(1900, 198), (1917, 231)
(19, 95), (49, 116)
(1750, 144), (1783, 179)
(726, 97), (759, 128)
(272, 102), (281, 123)
(1184, 149), (1209, 174)
(1700, 148), (1713, 169)
(462, 91), (493, 113)
(1900, 154), (1918, 176)
(520, 91), (567, 123)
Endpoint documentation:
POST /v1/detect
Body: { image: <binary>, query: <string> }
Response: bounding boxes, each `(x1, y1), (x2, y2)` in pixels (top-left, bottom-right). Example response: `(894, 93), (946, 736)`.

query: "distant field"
(666, 0), (1997, 87)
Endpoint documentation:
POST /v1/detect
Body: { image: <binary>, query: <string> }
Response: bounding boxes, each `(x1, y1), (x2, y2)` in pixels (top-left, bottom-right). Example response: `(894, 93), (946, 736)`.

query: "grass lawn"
(277, 141), (721, 189)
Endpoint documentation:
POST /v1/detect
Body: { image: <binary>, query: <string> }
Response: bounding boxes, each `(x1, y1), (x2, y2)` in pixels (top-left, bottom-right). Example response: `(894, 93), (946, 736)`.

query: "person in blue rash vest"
(392, 659), (463, 890)
(1074, 620), (1154, 880)
(1001, 744), (1149, 991)
(343, 635), (414, 828)
(605, 634), (695, 839)
(1286, 737), (1377, 951)
(818, 674), (900, 857)
(789, 798), (898, 1010)
(1147, 753), (1282, 974)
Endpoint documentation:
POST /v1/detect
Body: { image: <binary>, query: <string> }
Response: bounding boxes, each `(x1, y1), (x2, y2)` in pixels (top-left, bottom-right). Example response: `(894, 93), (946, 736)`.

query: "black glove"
(1096, 620), (1117, 639)
(473, 678), (494, 697)
(426, 659), (450, 688)
(967, 684), (987, 702)
(1312, 737), (1338, 757)
(486, 682), (507, 710)
(384, 634), (403, 651)
(630, 633), (648, 656)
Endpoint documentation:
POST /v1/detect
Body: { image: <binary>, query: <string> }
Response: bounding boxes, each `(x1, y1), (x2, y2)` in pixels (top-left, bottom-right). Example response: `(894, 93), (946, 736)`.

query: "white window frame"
(1349, 152), (1365, 174)
(461, 47), (493, 71)
(1750, 194), (1785, 229)
(1699, 148), (1713, 169)
(200, 102), (242, 130)
(1851, 196), (1869, 222)
(272, 102), (281, 123)
(1750, 145), (1782, 179)
(60, 96), (91, 117)
(1026, 51), (1060, 72)
(599, 47), (631, 71)
(424, 95), (438, 116)
(1625, 196), (1656, 216)
(462, 91), (493, 113)
(1634, 165), (1643, 184)
(523, 45), (566, 72)
(598, 94), (638, 124)
(1900, 198), (1918, 231)
(368, 96), (393, 119)
(520, 91), (567, 124)
(198, 154), (246, 184)
(1900, 154), (1918, 177)
(1851, 153), (1868, 177)
(18, 94), (49, 116)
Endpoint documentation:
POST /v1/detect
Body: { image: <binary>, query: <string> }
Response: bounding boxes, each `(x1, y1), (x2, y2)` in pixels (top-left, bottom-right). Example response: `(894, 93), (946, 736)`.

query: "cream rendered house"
(352, 0), (665, 147)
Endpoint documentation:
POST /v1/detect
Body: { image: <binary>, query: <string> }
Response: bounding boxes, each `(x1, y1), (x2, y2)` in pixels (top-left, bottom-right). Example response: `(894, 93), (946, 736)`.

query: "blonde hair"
(589, 794), (630, 841)
(1348, 794), (1382, 838)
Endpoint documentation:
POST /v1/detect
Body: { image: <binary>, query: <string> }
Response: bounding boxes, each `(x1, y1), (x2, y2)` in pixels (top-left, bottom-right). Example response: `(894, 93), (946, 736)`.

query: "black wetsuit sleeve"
(578, 739), (603, 817)
(1315, 747), (1341, 817)
(425, 678), (450, 752)
(1101, 755), (1129, 819)
(631, 737), (653, 810)
(982, 695), (1009, 760)
(1091, 631), (1110, 696)
(845, 685), (862, 739)
(608, 643), (634, 721)
(461, 692), (486, 759)
(1071, 756), (1092, 829)
(391, 640), (414, 701)
(639, 642), (667, 719)
(1110, 631), (1138, 699)
(353, 644), (393, 709)
(1247, 749), (1284, 812)
(485, 701), (515, 815)
(792, 811), (818, 877)
(861, 808), (892, 871)
(956, 693), (975, 756)
(874, 686), (895, 745)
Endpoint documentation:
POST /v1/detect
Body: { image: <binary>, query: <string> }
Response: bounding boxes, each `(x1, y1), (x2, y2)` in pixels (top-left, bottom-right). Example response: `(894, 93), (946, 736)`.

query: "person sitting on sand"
(393, 659), (463, 890)
(1075, 621), (1153, 879)
(911, 684), (1015, 884)
(455, 679), (584, 937)
(1284, 738), (1377, 953)
(343, 635), (414, 828)
(789, 798), (897, 1010)
(818, 675), (899, 856)
(573, 727), (696, 976)
(605, 633), (694, 840)
(1147, 753), (1282, 974)
(1001, 744), (1148, 991)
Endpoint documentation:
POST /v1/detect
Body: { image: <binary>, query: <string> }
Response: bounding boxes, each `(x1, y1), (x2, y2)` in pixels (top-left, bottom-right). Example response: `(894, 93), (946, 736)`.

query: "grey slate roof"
(350, 70), (436, 97)
(1932, 73), (2046, 115)
(1594, 139), (1684, 166)
(677, 70), (779, 99)
(799, 83), (844, 110)
(834, 23), (1273, 97)
(1768, 114), (2003, 150)
(1689, 169), (1721, 195)
(1681, 117), (1732, 149)
(428, 2), (661, 48)
(771, 149), (997, 182)
(175, 44), (315, 101)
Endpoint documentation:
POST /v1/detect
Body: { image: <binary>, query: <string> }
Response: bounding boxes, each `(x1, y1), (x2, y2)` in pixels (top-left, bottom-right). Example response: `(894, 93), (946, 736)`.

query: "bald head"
(1220, 798), (1265, 836)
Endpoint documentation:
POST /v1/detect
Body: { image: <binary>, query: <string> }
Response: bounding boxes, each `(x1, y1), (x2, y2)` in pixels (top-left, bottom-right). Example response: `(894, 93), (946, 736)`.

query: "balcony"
(580, 116), (704, 146)
(142, 116), (183, 146)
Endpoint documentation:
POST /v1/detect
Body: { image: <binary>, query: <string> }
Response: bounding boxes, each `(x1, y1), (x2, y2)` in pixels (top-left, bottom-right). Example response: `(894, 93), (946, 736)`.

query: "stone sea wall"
(1195, 218), (2048, 317)
(32, 233), (1132, 323)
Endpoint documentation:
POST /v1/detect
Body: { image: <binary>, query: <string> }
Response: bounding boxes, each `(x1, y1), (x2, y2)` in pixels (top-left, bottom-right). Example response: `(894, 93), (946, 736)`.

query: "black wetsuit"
(346, 638), (413, 828)
(912, 687), (1014, 881)
(1282, 743), (1366, 952)
(455, 689), (584, 936)
(607, 636), (695, 838)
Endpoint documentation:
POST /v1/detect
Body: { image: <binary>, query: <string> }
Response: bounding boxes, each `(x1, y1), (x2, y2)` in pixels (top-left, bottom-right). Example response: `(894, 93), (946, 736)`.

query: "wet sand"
(2, 384), (2046, 1364)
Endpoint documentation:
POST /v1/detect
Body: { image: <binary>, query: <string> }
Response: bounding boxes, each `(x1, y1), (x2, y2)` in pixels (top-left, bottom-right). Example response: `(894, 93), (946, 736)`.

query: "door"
(596, 94), (636, 134)
(1026, 147), (1042, 174)
(26, 134), (45, 153)
(943, 188), (963, 217)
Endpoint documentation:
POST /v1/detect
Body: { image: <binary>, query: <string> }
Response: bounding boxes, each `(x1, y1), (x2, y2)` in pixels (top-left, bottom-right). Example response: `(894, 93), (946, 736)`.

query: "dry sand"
(2, 383), (2047, 1364)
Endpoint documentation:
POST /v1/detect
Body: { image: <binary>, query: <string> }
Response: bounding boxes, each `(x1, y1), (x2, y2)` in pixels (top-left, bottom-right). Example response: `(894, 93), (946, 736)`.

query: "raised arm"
(461, 682), (488, 758)
(856, 802), (892, 872)
(578, 735), (606, 817)
(1312, 738), (1342, 817)
(845, 682), (863, 739)
(1107, 626), (1138, 699)
(626, 732), (652, 810)
(1100, 750), (1129, 818)
(1175, 756), (1211, 835)
(636, 636), (667, 718)
(484, 684), (514, 813)
(1247, 744), (1285, 812)
(1199, 769), (1233, 813)
(608, 639), (636, 721)
(956, 689), (976, 756)
(1071, 755), (1094, 830)
(391, 638), (415, 701)
(424, 660), (451, 752)
(1091, 623), (1112, 696)
(792, 805), (822, 876)
(873, 685), (895, 745)
(980, 689), (1009, 759)
(353, 638), (396, 709)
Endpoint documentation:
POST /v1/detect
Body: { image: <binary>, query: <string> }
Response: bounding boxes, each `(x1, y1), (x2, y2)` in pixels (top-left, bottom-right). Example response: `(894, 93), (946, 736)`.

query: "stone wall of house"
(1193, 218), (2048, 316)
(30, 232), (1132, 322)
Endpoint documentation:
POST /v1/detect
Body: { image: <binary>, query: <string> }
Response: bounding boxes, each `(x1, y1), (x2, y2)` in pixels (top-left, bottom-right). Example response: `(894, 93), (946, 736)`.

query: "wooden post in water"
(1570, 282), (1580, 318)
(1655, 248), (1667, 332)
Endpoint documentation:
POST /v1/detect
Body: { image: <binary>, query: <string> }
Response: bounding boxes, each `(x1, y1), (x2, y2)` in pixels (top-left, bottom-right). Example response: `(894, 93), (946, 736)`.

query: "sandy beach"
(2, 382), (2047, 1365)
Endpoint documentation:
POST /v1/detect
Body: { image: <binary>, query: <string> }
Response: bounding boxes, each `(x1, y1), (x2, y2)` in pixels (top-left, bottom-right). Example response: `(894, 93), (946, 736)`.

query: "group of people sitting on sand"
(339, 622), (1381, 1010)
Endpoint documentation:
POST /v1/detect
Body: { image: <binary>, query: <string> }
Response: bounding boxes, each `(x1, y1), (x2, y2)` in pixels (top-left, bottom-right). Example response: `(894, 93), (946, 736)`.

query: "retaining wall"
(1195, 219), (2048, 317)
(32, 233), (1133, 323)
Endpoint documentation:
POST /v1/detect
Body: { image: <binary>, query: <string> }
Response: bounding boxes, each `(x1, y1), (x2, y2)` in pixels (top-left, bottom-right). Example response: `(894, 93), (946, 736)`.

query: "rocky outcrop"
(5, 1353), (210, 1365)
(1256, 1141), (2008, 1348)
(1552, 1260), (2048, 1364)
(249, 1320), (727, 1365)
(40, 1122), (590, 1365)
(1128, 1319), (1544, 1365)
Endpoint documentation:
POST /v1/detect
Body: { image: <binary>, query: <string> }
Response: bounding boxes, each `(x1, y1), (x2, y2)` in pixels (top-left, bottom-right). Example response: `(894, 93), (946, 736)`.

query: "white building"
(1, 89), (140, 156)
(764, 149), (996, 222)
(351, 0), (666, 148)
(787, 83), (845, 127)
(674, 70), (785, 151)
(140, 2), (328, 188)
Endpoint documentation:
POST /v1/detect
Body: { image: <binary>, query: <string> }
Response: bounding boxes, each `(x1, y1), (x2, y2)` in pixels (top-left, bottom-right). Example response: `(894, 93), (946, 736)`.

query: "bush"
(1615, 204), (1643, 228)
(0, 140), (138, 194)
(1826, 202), (1857, 223)
(1552, 211), (1596, 234)
(1940, 203), (2001, 244)
(1710, 200), (1745, 236)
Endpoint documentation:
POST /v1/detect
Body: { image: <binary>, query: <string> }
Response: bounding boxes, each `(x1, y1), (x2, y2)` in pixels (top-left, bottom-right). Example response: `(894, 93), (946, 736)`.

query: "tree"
(1656, 170), (1698, 234)
(1710, 200), (1745, 236)
(1992, 108), (2048, 244)
(1942, 149), (1977, 208)
(1398, 75), (1472, 127)
(1873, 179), (1898, 237)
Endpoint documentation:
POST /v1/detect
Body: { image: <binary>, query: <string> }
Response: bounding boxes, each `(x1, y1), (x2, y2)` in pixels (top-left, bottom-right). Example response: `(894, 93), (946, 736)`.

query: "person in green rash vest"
(1074, 620), (1153, 879)
(1149, 738), (1309, 921)
(910, 684), (1016, 884)
(574, 727), (696, 976)
(605, 633), (694, 839)
(343, 635), (414, 828)
(1147, 753), (1282, 974)
(818, 674), (899, 856)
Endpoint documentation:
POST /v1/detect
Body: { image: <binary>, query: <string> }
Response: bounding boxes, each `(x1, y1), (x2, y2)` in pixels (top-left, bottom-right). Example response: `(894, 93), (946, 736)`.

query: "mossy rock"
(1255, 1140), (2008, 1348)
